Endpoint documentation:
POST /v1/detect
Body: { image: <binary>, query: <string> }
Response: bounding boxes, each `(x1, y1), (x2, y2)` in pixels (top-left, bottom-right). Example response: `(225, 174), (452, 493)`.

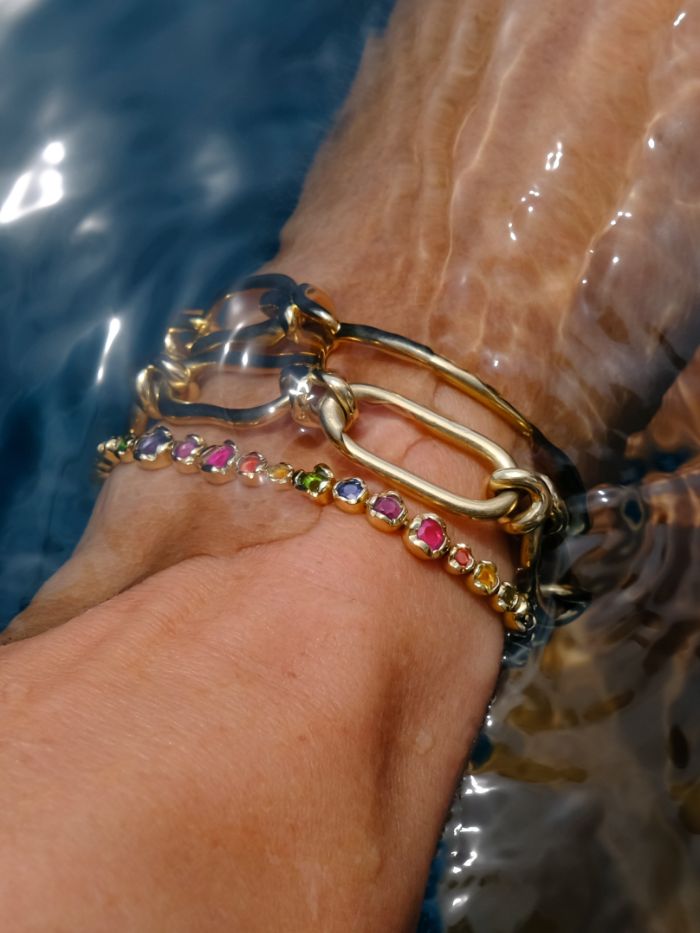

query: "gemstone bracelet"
(98, 425), (536, 636)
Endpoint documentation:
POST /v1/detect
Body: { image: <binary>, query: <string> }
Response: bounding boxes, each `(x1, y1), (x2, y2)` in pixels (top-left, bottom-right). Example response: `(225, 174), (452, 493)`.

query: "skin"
(2, 0), (699, 929)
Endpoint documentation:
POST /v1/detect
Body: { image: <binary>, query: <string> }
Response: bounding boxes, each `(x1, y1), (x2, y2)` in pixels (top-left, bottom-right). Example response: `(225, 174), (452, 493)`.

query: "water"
(1, 2), (699, 931)
(436, 442), (700, 931)
(0, 0), (393, 623)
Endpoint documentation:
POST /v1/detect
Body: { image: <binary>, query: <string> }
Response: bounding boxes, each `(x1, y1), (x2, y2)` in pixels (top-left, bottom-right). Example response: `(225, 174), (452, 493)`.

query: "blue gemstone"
(336, 478), (364, 503)
(135, 426), (171, 458)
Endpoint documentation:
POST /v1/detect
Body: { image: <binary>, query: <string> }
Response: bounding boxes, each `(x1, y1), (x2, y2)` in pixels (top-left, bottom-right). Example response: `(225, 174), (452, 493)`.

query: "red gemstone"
(454, 546), (473, 568)
(238, 452), (265, 474)
(416, 517), (446, 551)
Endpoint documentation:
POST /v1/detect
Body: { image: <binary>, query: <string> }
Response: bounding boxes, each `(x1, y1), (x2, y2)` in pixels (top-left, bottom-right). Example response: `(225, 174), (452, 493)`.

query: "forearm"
(271, 0), (698, 475)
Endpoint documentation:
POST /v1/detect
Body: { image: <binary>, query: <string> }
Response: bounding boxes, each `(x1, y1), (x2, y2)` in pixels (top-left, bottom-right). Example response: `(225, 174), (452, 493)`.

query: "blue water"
(0, 0), (393, 624)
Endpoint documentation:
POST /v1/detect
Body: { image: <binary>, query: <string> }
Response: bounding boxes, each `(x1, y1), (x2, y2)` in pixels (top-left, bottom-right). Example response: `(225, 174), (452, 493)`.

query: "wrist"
(0, 525), (502, 932)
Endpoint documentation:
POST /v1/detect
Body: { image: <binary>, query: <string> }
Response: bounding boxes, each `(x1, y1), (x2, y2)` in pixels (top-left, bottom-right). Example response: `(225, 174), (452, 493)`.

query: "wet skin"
(2, 0), (699, 929)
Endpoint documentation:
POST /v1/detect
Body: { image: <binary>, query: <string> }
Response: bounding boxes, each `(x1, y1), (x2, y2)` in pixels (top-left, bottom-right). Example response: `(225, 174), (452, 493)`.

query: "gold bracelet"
(98, 273), (580, 648)
(99, 425), (534, 634)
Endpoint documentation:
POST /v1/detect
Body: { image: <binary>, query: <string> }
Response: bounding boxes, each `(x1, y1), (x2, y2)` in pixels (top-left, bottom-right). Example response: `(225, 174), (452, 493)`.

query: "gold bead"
(503, 594), (536, 633)
(490, 581), (519, 613)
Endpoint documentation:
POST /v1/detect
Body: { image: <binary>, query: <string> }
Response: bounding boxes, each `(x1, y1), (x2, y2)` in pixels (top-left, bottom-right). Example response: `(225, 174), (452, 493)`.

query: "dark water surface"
(0, 0), (393, 622)
(1, 3), (698, 931)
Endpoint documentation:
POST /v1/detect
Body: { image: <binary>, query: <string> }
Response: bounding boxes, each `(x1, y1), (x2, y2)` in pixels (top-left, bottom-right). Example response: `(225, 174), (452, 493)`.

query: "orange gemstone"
(469, 561), (500, 595)
(476, 564), (498, 589)
(268, 462), (292, 483)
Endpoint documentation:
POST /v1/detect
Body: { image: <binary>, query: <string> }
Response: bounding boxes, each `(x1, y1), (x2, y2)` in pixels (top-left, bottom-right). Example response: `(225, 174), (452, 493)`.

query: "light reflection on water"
(0, 139), (65, 223)
(0, 0), (394, 624)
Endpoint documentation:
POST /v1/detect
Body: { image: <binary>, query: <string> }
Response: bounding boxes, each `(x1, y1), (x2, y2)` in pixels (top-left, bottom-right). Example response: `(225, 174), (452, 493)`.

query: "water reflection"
(0, 0), (43, 27)
(96, 316), (122, 384)
(439, 406), (700, 928)
(544, 140), (563, 172)
(0, 139), (65, 223)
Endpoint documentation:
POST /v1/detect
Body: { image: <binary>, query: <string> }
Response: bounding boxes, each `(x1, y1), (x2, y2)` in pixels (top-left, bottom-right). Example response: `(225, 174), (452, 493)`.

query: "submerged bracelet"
(99, 425), (535, 635)
(98, 273), (585, 648)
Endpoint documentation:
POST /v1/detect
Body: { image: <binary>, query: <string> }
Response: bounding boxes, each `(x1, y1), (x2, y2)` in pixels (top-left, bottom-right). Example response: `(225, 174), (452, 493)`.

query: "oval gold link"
(136, 364), (291, 427)
(163, 309), (211, 360)
(319, 384), (519, 521)
(156, 277), (537, 443)
(334, 323), (534, 440)
(135, 364), (164, 420)
(188, 320), (289, 359)
(156, 355), (197, 398)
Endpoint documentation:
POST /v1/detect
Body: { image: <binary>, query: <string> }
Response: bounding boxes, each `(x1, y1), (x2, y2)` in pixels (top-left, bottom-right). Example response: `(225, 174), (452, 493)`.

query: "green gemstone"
(302, 472), (324, 493)
(294, 465), (333, 499)
(116, 436), (129, 453)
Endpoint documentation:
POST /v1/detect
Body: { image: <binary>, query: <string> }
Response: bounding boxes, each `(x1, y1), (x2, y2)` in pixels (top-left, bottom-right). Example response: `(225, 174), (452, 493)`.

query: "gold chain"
(132, 274), (566, 538)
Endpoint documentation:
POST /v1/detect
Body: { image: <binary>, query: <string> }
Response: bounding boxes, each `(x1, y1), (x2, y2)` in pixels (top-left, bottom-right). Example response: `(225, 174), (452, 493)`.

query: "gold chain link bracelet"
(99, 273), (582, 647)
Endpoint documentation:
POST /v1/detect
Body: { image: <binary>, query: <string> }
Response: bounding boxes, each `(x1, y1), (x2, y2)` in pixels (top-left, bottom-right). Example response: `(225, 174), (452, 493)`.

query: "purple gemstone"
(173, 435), (200, 461)
(135, 426), (171, 458)
(374, 494), (403, 521)
(336, 478), (364, 503)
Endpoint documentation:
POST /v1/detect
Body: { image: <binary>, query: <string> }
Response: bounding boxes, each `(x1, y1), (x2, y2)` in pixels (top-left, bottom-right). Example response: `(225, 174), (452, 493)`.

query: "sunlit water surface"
(0, 3), (698, 931)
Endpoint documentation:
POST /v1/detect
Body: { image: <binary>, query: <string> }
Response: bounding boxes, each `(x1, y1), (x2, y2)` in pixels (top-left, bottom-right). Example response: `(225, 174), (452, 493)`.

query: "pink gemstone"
(238, 452), (265, 474)
(454, 546), (473, 568)
(173, 436), (199, 461)
(204, 442), (236, 469)
(416, 517), (446, 551)
(374, 494), (404, 521)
